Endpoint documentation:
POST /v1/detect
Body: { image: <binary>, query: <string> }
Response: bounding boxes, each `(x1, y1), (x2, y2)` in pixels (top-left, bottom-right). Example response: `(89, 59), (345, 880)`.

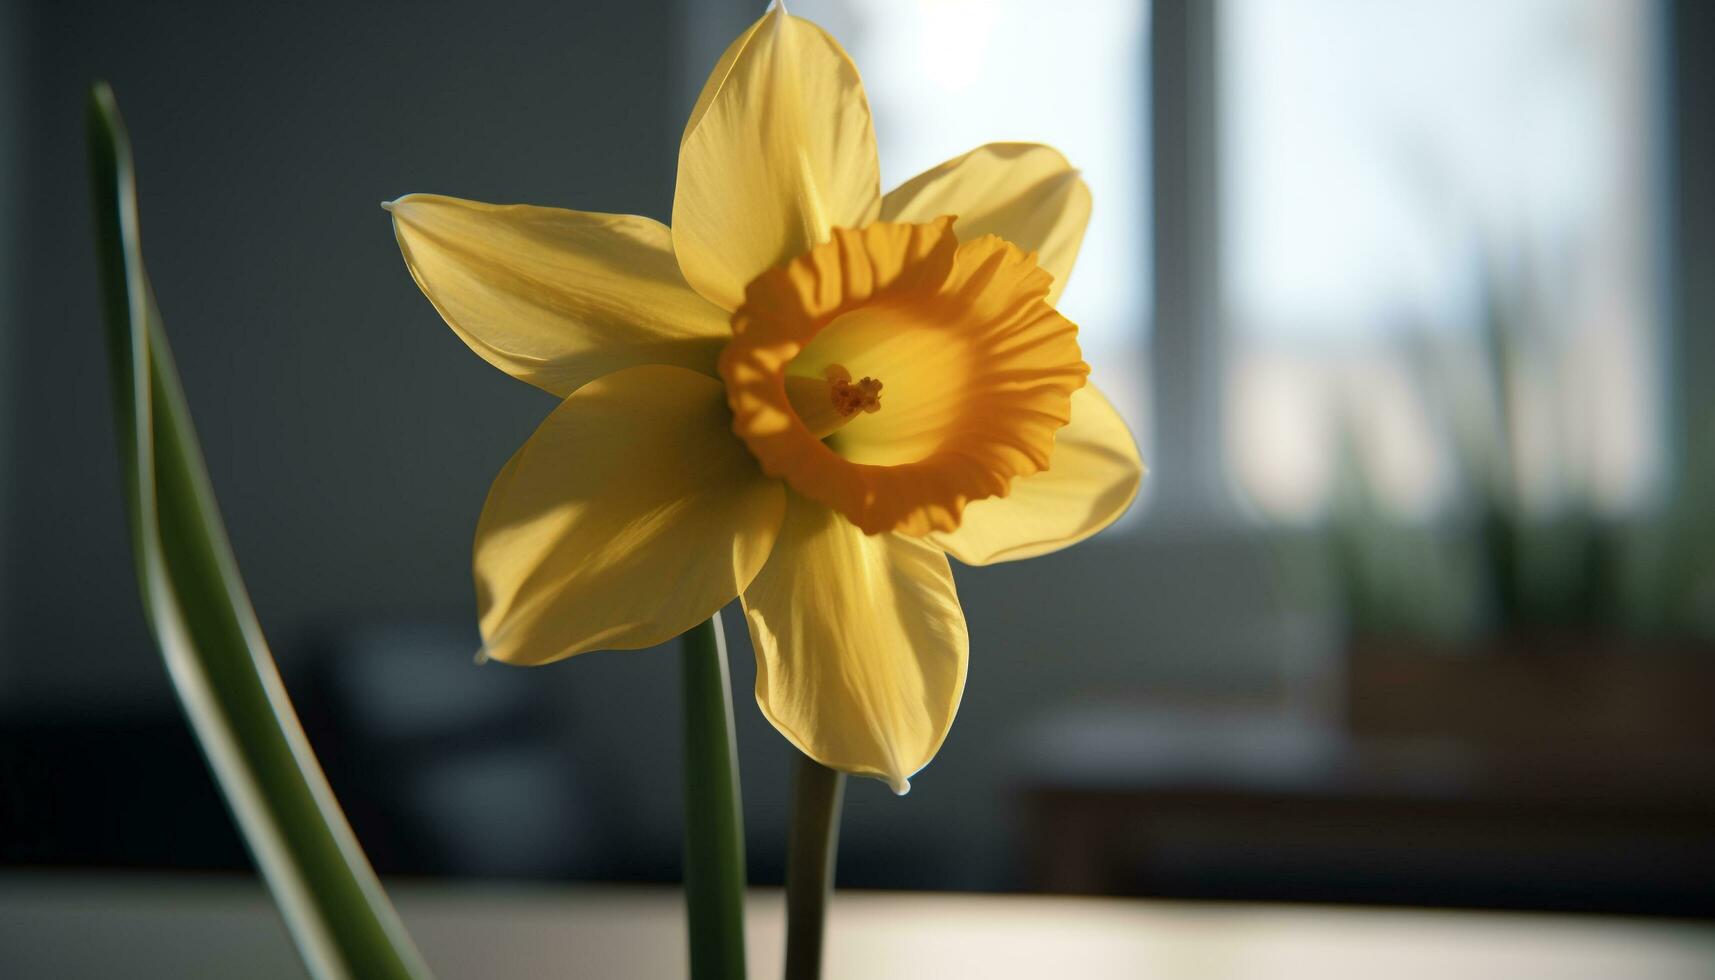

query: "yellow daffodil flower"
(386, 5), (1144, 793)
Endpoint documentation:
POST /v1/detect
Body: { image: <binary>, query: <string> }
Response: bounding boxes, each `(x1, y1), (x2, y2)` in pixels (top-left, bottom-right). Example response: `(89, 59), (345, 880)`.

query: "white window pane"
(1221, 0), (1660, 518)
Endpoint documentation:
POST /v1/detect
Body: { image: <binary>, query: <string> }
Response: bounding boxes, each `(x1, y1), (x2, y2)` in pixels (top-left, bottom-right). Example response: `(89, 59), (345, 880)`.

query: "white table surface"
(1, 873), (1711, 979)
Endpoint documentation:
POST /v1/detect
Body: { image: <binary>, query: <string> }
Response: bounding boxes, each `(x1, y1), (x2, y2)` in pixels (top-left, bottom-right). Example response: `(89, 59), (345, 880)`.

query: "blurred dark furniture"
(0, 621), (612, 880)
(1023, 648), (1715, 916)
(1, 715), (247, 870)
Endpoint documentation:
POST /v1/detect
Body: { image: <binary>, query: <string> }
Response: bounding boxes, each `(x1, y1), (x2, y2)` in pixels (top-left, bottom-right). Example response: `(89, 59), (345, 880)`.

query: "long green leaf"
(87, 81), (431, 980)
(680, 613), (748, 979)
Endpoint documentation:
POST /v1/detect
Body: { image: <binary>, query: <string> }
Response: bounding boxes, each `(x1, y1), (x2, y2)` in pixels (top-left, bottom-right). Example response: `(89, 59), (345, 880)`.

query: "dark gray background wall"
(5, 0), (689, 710)
(1, 0), (1300, 889)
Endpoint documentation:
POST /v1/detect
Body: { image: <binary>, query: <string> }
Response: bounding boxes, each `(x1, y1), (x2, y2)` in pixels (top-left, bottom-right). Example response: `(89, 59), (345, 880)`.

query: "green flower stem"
(680, 613), (748, 980)
(88, 82), (430, 980)
(784, 753), (846, 980)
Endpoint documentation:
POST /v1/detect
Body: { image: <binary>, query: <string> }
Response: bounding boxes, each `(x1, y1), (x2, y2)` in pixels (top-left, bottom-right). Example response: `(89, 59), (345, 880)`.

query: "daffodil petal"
(929, 384), (1143, 565)
(880, 143), (1091, 305)
(389, 194), (730, 397)
(673, 7), (881, 310)
(742, 492), (968, 794)
(476, 365), (785, 664)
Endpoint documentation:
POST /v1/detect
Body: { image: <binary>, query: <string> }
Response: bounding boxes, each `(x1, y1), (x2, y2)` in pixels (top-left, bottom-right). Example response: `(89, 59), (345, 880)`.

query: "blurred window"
(1220, 0), (1661, 521)
(792, 0), (1154, 465)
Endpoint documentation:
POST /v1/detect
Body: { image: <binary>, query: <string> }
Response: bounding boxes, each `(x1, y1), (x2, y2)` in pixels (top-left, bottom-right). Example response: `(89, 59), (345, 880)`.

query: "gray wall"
(0, 0), (26, 698)
(1, 0), (1303, 889)
(5, 0), (691, 710)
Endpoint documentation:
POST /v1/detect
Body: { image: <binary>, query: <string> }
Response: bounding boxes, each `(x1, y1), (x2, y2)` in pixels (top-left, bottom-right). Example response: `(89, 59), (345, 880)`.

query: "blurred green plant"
(88, 81), (431, 979)
(1321, 249), (1715, 646)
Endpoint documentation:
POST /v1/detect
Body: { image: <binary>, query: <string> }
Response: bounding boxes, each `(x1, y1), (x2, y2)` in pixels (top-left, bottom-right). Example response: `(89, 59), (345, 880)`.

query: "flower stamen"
(825, 364), (882, 416)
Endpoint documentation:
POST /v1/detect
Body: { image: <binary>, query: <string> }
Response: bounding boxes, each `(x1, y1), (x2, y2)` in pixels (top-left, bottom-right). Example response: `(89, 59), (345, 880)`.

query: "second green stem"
(784, 752), (845, 980)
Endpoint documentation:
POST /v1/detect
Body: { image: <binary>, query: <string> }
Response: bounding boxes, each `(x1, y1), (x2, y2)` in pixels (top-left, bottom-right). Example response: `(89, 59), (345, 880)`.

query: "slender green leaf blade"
(87, 81), (431, 980)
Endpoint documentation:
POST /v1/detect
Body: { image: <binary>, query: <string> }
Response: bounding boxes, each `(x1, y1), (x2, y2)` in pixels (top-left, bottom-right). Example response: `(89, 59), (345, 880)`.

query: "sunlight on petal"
(882, 142), (1092, 305)
(476, 365), (784, 664)
(389, 195), (729, 397)
(931, 384), (1143, 564)
(674, 7), (882, 310)
(743, 492), (968, 792)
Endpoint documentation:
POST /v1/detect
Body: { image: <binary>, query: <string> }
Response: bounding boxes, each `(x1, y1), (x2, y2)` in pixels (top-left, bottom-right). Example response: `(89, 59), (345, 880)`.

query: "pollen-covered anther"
(825, 363), (883, 416)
